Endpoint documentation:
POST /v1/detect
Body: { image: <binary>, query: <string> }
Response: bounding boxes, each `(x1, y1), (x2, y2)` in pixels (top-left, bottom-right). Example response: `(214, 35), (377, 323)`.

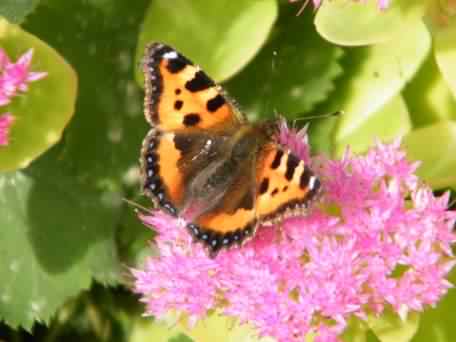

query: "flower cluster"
(0, 48), (47, 146)
(133, 123), (456, 342)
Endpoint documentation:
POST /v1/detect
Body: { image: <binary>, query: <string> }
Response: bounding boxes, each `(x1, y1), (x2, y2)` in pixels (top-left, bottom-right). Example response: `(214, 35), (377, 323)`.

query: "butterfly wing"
(185, 152), (258, 257)
(254, 144), (321, 223)
(143, 43), (244, 131)
(141, 43), (244, 216)
(141, 129), (230, 216)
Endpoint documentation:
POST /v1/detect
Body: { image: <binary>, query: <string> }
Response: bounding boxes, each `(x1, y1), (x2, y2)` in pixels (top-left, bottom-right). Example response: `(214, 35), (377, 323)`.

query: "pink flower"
(132, 123), (456, 342)
(0, 113), (15, 146)
(0, 48), (47, 106)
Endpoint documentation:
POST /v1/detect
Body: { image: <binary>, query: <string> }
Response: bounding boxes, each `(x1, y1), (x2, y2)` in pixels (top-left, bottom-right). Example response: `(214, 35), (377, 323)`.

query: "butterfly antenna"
(122, 198), (154, 215)
(293, 110), (343, 121)
(295, 0), (310, 16)
(273, 108), (280, 118)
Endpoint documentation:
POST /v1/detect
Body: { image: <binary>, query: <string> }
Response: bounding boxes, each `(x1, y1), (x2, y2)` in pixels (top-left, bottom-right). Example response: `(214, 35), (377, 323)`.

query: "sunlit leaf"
(0, 18), (77, 171)
(130, 318), (192, 342)
(430, 11), (456, 99)
(341, 316), (369, 342)
(403, 53), (456, 127)
(402, 120), (456, 189)
(315, 0), (425, 46)
(135, 0), (278, 83)
(335, 95), (411, 156)
(413, 270), (456, 342)
(181, 313), (276, 342)
(368, 310), (420, 342)
(318, 20), (429, 154)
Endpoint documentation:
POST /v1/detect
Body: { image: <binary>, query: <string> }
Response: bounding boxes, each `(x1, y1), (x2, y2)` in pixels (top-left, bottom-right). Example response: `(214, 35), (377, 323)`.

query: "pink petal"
(0, 113), (15, 146)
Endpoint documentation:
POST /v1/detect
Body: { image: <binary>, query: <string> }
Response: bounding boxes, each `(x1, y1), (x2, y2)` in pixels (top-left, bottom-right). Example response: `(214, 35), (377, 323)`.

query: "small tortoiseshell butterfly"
(140, 43), (321, 257)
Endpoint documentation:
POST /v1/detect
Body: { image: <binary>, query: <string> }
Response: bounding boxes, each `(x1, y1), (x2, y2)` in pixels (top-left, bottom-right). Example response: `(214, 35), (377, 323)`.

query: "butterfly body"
(140, 43), (321, 256)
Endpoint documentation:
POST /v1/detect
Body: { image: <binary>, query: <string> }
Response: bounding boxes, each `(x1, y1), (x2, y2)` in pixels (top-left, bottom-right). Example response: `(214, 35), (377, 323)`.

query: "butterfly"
(140, 43), (321, 257)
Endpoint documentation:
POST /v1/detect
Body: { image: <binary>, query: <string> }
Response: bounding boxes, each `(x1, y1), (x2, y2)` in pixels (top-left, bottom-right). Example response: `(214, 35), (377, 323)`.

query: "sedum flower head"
(133, 123), (456, 342)
(0, 48), (47, 106)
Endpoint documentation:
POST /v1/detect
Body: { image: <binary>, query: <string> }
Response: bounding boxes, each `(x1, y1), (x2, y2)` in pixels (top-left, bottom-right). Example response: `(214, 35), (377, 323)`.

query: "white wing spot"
(309, 176), (317, 190)
(163, 51), (178, 59)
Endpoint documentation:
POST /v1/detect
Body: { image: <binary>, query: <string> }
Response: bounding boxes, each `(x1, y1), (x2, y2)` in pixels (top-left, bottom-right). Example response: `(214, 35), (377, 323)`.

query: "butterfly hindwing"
(255, 144), (321, 222)
(143, 43), (243, 131)
(186, 152), (258, 256)
(141, 129), (229, 217)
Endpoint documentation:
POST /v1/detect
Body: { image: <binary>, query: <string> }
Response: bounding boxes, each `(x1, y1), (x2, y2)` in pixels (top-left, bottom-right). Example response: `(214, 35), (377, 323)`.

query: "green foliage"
(413, 271), (456, 342)
(0, 0), (455, 341)
(135, 0), (278, 83)
(403, 53), (456, 127)
(226, 7), (343, 119)
(367, 310), (420, 342)
(1, 0), (149, 332)
(311, 19), (429, 155)
(334, 95), (411, 156)
(130, 319), (193, 342)
(180, 313), (275, 342)
(0, 0), (40, 24)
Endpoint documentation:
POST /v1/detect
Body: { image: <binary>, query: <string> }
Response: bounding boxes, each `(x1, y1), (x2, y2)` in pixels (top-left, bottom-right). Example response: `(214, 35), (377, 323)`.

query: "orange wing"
(140, 129), (229, 217)
(254, 144), (321, 223)
(141, 42), (243, 217)
(142, 43), (243, 132)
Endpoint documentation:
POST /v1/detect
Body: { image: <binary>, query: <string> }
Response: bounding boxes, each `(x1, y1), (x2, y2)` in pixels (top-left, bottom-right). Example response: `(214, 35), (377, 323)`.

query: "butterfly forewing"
(143, 43), (243, 131)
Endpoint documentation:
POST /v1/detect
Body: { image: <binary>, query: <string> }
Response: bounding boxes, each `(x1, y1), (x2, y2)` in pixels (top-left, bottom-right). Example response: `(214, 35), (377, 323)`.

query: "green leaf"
(430, 12), (456, 99)
(341, 316), (369, 342)
(226, 7), (343, 120)
(130, 318), (193, 342)
(402, 120), (456, 189)
(308, 114), (339, 155)
(117, 196), (156, 268)
(412, 270), (456, 342)
(367, 310), (420, 342)
(0, 170), (120, 329)
(315, 0), (425, 46)
(0, 18), (77, 172)
(0, 0), (40, 24)
(181, 313), (276, 342)
(319, 20), (430, 155)
(135, 0), (278, 83)
(334, 95), (412, 156)
(403, 52), (456, 127)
